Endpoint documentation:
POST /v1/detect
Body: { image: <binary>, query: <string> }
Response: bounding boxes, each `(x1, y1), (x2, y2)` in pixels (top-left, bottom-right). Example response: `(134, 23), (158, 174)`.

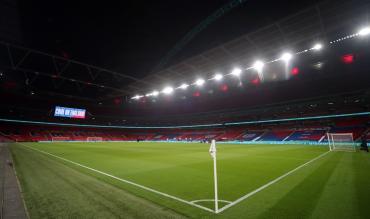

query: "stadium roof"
(0, 0), (369, 102)
(121, 0), (369, 99)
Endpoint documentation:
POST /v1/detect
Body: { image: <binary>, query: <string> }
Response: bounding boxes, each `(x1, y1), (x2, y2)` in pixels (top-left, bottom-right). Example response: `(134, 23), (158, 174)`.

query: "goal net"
(86, 137), (103, 142)
(51, 137), (70, 141)
(327, 133), (356, 152)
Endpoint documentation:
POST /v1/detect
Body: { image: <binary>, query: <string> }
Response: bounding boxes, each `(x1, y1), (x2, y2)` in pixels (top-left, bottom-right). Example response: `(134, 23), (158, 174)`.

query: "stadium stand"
(0, 115), (368, 143)
(285, 130), (327, 142)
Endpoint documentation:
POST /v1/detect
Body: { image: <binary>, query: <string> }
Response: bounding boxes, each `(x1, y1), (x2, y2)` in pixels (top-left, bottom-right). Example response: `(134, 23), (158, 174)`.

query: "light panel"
(162, 86), (174, 94)
(312, 43), (323, 50)
(358, 27), (370, 36)
(231, 68), (242, 76)
(214, 73), (223, 81)
(179, 83), (189, 89)
(195, 79), (205, 86)
(280, 53), (293, 62)
(253, 61), (264, 71)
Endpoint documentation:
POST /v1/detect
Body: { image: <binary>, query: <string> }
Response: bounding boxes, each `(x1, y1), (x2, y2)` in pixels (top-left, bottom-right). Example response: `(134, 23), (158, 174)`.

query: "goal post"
(86, 137), (103, 142)
(327, 133), (356, 152)
(51, 137), (70, 142)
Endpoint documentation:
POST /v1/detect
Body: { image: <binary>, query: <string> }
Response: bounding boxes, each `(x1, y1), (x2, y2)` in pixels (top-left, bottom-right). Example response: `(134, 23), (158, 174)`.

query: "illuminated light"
(214, 73), (223, 81)
(341, 54), (354, 64)
(291, 67), (300, 75)
(131, 95), (142, 100)
(220, 84), (228, 92)
(231, 68), (242, 76)
(312, 43), (323, 50)
(358, 27), (370, 36)
(313, 62), (324, 70)
(195, 79), (205, 86)
(179, 83), (189, 89)
(145, 91), (159, 97)
(193, 91), (201, 97)
(280, 53), (293, 62)
(253, 61), (264, 71)
(162, 86), (174, 94)
(251, 78), (260, 85)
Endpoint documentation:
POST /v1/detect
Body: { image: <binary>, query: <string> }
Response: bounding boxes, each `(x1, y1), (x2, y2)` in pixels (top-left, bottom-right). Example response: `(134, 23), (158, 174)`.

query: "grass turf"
(10, 142), (370, 218)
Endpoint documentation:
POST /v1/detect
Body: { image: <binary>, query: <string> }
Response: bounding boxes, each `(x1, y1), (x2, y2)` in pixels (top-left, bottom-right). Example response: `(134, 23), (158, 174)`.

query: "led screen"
(54, 106), (86, 119)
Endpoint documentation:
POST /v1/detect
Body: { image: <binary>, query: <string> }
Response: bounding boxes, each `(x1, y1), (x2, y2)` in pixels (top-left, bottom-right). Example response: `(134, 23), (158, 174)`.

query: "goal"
(86, 137), (103, 142)
(327, 133), (356, 152)
(51, 137), (70, 141)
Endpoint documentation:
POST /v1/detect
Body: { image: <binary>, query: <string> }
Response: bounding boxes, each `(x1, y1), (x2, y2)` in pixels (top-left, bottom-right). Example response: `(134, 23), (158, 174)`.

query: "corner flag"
(209, 139), (219, 213)
(209, 139), (216, 159)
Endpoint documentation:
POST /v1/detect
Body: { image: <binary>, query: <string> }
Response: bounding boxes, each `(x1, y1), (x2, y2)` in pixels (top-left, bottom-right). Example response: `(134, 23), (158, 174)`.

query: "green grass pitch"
(10, 142), (370, 218)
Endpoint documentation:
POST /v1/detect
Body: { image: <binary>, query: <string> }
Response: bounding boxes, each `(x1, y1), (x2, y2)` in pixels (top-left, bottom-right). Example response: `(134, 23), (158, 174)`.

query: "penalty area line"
(17, 143), (215, 214)
(191, 199), (232, 204)
(217, 150), (331, 214)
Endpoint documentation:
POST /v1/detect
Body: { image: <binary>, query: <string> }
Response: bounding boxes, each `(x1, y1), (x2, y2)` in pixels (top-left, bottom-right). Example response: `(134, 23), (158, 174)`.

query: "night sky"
(19, 0), (322, 79)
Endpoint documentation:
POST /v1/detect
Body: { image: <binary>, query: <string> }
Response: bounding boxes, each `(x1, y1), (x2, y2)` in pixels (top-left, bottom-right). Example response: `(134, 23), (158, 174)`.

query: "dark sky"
(19, 0), (321, 79)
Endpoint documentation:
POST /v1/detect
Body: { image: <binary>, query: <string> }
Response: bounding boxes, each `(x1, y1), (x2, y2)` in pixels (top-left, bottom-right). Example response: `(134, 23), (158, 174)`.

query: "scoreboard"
(54, 106), (86, 119)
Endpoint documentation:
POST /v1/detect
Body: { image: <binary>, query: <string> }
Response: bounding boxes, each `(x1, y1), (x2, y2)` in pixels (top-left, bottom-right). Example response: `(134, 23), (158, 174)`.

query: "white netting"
(327, 133), (356, 152)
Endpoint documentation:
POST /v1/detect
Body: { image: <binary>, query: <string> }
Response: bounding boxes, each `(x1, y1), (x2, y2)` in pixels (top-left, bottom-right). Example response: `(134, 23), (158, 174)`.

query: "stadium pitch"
(10, 142), (370, 218)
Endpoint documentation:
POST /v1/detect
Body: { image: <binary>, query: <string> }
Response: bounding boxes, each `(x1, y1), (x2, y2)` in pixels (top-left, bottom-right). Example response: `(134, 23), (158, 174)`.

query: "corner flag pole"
(210, 139), (219, 213)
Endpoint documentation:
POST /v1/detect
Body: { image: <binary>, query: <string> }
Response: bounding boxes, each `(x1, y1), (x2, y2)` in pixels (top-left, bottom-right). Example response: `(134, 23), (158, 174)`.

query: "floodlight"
(131, 95), (142, 100)
(253, 61), (264, 71)
(152, 91), (159, 96)
(312, 43), (323, 50)
(358, 27), (370, 36)
(162, 86), (174, 94)
(195, 79), (205, 86)
(231, 68), (242, 76)
(280, 53), (293, 62)
(214, 73), (223, 81)
(179, 83), (189, 89)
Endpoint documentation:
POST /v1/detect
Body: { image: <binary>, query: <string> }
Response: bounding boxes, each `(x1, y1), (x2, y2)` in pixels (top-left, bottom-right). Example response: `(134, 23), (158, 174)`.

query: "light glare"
(131, 95), (142, 100)
(152, 91), (159, 96)
(280, 53), (293, 61)
(162, 86), (174, 94)
(179, 83), (189, 89)
(253, 61), (264, 71)
(312, 43), (323, 50)
(195, 79), (205, 86)
(358, 27), (370, 36)
(214, 73), (223, 81)
(231, 68), (242, 76)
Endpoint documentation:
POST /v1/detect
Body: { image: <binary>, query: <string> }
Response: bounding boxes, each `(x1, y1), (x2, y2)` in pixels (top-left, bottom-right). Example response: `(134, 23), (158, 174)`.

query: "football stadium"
(1, 0), (370, 218)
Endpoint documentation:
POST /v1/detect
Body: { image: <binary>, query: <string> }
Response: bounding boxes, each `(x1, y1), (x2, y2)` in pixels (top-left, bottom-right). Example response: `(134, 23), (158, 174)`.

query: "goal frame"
(86, 137), (103, 142)
(327, 132), (356, 152)
(51, 136), (70, 142)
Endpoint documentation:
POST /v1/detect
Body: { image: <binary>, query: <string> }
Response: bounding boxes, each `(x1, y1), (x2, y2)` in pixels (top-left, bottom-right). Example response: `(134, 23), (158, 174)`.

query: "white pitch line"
(191, 199), (232, 204)
(17, 143), (215, 213)
(217, 150), (331, 213)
